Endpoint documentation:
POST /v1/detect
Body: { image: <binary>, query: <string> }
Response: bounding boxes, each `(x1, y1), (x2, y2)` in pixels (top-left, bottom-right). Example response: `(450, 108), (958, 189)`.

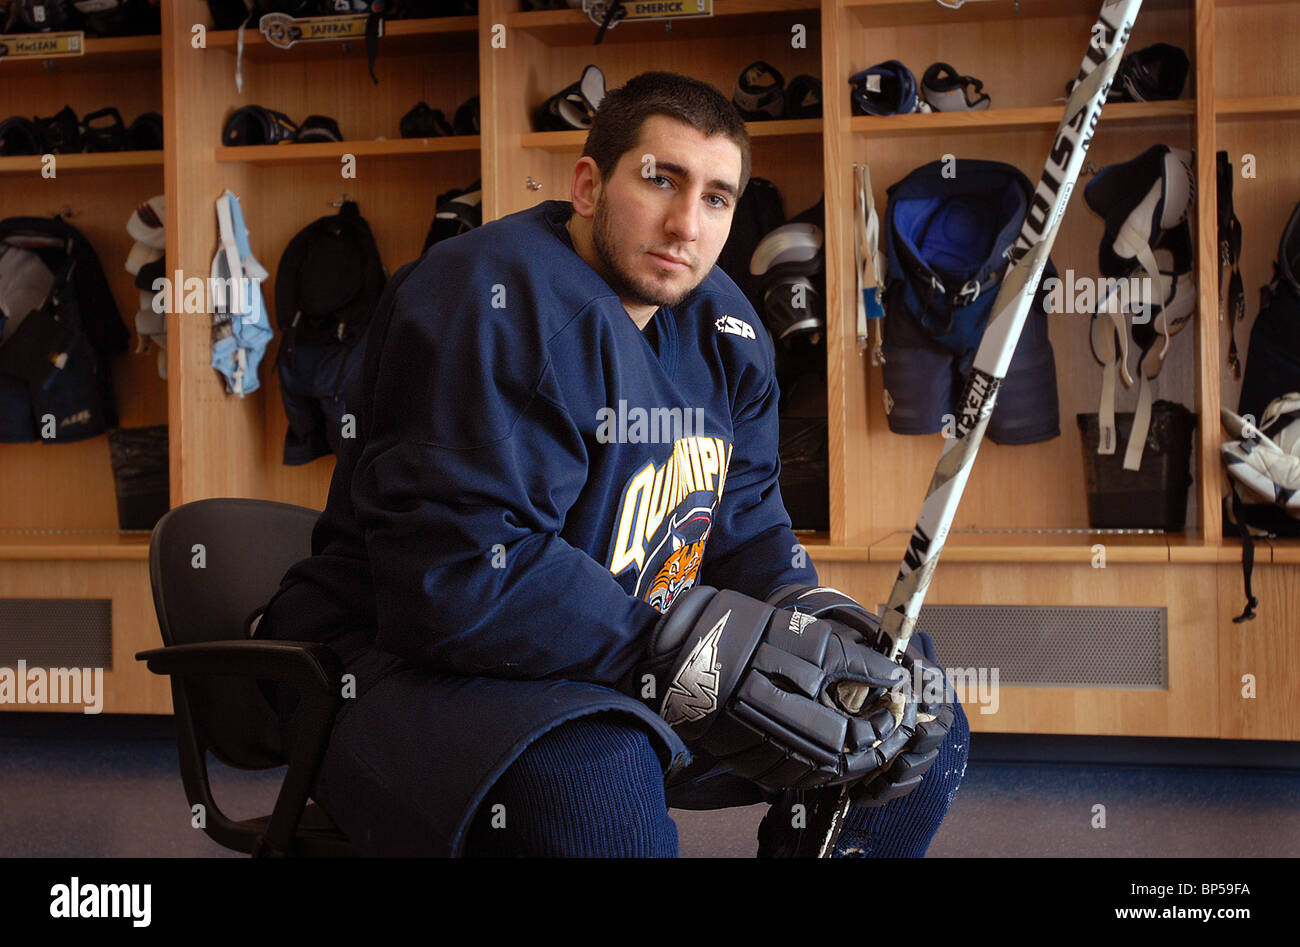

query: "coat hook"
(525, 176), (542, 191)
(53, 205), (76, 219)
(329, 193), (353, 208)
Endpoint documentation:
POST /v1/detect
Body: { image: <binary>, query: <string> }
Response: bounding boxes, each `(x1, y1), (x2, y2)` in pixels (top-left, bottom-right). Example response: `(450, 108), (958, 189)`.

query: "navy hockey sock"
(464, 713), (679, 857)
(835, 696), (970, 857)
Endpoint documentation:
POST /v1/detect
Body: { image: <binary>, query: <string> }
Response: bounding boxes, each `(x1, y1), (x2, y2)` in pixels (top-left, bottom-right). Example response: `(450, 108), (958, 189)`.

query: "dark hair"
(582, 71), (752, 198)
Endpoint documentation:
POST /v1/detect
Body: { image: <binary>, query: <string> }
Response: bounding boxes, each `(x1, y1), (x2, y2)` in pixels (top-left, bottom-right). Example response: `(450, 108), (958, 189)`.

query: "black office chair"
(137, 497), (357, 857)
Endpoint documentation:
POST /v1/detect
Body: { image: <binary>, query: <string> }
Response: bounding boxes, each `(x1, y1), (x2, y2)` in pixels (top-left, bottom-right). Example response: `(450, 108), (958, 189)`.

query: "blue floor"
(2, 713), (1297, 857)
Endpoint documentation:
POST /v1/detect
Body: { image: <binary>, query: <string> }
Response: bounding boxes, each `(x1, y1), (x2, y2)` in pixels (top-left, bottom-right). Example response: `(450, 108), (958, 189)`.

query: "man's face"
(589, 115), (742, 311)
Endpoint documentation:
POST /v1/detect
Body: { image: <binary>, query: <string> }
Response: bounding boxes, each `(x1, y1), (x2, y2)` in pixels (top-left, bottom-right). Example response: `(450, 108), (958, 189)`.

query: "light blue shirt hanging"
(211, 189), (274, 396)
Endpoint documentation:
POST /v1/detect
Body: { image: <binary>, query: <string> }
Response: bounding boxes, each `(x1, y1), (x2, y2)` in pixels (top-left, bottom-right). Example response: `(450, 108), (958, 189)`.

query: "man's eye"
(650, 175), (672, 188)
(706, 194), (729, 209)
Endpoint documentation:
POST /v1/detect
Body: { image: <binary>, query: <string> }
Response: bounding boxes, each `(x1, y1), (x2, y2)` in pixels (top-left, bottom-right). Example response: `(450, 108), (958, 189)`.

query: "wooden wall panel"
(1212, 1), (1300, 100)
(1217, 563), (1300, 740)
(0, 559), (171, 715)
(817, 557), (1223, 737)
(1192, 0), (1221, 544)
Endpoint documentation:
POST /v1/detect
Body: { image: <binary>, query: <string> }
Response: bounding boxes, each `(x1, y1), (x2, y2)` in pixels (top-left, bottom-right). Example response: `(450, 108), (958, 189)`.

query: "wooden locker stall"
(0, 31), (170, 713)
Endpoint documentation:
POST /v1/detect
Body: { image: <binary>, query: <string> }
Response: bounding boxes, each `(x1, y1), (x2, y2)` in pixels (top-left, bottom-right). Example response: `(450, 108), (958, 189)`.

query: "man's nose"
(665, 191), (700, 243)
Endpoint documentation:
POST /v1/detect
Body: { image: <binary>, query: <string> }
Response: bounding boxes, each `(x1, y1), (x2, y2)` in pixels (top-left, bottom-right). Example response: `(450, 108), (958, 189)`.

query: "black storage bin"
(1076, 401), (1196, 530)
(778, 371), (829, 532)
(107, 425), (170, 530)
(779, 416), (829, 531)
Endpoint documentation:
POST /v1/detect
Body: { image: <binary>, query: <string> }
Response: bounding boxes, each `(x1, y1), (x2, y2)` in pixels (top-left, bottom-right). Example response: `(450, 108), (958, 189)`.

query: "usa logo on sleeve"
(715, 315), (756, 339)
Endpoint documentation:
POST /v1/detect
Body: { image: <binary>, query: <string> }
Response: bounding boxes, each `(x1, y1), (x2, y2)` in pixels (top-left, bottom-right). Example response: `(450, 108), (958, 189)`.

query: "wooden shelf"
(0, 532), (150, 561)
(520, 118), (820, 152)
(507, 1), (818, 46)
(868, 530), (1172, 564)
(0, 32), (160, 73)
(850, 100), (1194, 138)
(1268, 539), (1300, 565)
(844, 0), (1187, 28)
(215, 136), (480, 164)
(204, 16), (478, 59)
(1216, 0), (1299, 9)
(1168, 535), (1259, 564)
(1216, 95), (1300, 121)
(0, 150), (163, 175)
(785, 531), (1257, 565)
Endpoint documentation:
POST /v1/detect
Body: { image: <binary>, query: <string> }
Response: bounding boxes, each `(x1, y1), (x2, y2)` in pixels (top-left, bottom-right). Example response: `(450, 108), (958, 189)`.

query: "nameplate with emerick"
(582, 0), (713, 27)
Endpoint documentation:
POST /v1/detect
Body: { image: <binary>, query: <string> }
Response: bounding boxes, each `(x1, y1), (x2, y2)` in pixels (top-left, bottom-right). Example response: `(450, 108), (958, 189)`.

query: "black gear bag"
(274, 200), (386, 358)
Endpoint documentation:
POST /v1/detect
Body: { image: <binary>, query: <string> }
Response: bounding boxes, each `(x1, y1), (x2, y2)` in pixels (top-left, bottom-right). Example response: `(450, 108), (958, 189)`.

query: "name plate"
(259, 13), (378, 50)
(581, 0), (713, 29)
(0, 31), (85, 60)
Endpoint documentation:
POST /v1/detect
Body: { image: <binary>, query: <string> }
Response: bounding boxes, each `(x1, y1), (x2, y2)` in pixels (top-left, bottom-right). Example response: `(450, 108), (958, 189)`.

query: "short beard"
(591, 195), (699, 310)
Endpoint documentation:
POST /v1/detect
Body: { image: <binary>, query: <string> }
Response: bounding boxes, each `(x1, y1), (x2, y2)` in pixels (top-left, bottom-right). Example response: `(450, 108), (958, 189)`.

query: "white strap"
(854, 162), (886, 362)
(235, 19), (246, 94)
(1123, 372), (1157, 471)
(854, 166), (867, 353)
(1134, 240), (1169, 321)
(1090, 290), (1120, 455)
(215, 192), (246, 316)
(1097, 358), (1117, 455)
(1096, 276), (1133, 388)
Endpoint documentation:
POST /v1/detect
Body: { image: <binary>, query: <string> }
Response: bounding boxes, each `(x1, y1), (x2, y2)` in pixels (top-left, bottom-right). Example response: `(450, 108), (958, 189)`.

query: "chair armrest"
(135, 639), (348, 857)
(135, 640), (343, 700)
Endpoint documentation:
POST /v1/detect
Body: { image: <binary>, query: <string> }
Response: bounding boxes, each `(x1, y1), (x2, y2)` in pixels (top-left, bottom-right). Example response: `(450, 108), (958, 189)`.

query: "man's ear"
(571, 156), (602, 217)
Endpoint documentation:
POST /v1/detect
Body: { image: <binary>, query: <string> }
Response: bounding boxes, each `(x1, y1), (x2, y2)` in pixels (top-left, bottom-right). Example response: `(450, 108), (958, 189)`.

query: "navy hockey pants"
(458, 630), (970, 857)
(460, 698), (969, 857)
(296, 633), (970, 857)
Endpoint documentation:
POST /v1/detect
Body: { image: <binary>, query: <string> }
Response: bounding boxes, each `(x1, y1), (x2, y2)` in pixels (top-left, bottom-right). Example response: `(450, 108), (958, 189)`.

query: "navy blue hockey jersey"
(260, 199), (819, 853)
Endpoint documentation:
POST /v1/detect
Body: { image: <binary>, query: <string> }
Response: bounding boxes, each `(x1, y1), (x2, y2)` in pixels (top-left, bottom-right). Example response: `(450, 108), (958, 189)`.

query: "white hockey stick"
(812, 0), (1145, 858)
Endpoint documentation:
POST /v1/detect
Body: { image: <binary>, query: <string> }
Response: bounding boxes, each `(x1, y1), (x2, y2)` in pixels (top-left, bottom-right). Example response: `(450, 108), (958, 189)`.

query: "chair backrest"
(149, 497), (318, 648)
(148, 497), (319, 768)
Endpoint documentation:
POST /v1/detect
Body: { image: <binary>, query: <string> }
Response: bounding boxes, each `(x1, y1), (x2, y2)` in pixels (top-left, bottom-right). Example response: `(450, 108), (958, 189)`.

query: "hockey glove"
(766, 585), (957, 805)
(623, 585), (916, 791)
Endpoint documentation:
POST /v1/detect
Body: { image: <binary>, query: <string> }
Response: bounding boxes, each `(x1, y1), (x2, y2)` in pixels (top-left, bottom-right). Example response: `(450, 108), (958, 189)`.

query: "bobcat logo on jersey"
(715, 315), (757, 339)
(607, 434), (734, 613)
(642, 507), (712, 612)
